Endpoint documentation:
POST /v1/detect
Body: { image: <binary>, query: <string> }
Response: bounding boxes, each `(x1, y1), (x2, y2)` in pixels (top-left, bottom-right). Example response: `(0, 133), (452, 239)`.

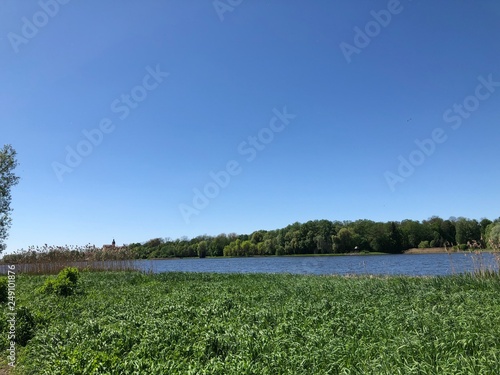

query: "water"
(132, 252), (499, 276)
(1, 252), (497, 276)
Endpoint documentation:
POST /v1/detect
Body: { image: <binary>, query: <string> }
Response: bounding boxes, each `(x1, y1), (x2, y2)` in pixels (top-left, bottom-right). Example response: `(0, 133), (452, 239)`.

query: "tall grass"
(3, 272), (500, 374)
(464, 250), (500, 277)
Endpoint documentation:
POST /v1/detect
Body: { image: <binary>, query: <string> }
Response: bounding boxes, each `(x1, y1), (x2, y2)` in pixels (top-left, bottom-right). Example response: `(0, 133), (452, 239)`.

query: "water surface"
(134, 252), (498, 276)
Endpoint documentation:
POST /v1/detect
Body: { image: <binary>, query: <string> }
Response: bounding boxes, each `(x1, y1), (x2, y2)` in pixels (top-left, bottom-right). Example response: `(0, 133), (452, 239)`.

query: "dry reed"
(0, 244), (139, 275)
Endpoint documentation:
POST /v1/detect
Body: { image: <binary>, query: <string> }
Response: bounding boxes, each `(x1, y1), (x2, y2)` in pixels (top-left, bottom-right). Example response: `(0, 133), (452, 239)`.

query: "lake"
(1, 252), (497, 276)
(133, 252), (499, 276)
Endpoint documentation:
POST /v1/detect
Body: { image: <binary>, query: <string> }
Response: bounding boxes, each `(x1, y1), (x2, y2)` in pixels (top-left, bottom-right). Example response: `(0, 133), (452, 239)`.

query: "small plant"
(40, 267), (80, 296)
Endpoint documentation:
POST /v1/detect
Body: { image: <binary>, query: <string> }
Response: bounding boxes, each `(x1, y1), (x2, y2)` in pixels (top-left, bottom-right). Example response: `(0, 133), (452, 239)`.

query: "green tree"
(333, 228), (356, 253)
(480, 218), (492, 241)
(455, 218), (481, 246)
(440, 220), (456, 246)
(197, 240), (207, 258)
(240, 240), (257, 256)
(223, 239), (241, 256)
(257, 239), (274, 255)
(386, 221), (404, 253)
(400, 219), (433, 249)
(485, 222), (500, 250)
(0, 145), (20, 253)
(423, 216), (444, 247)
(284, 229), (301, 254)
(250, 230), (266, 244)
(350, 219), (377, 251)
(208, 234), (229, 256)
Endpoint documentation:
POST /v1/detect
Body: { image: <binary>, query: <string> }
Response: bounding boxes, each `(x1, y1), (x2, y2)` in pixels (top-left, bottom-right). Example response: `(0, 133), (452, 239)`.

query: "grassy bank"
(2, 272), (500, 374)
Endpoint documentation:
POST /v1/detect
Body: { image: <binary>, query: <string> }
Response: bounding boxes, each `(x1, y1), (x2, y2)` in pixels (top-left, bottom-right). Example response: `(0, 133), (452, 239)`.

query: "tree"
(197, 240), (207, 258)
(0, 145), (20, 253)
(479, 218), (492, 241)
(333, 228), (356, 253)
(440, 220), (456, 246)
(250, 230), (266, 244)
(384, 222), (403, 253)
(455, 218), (481, 246)
(485, 222), (500, 250)
(423, 216), (444, 247)
(257, 239), (274, 255)
(208, 234), (229, 256)
(240, 240), (257, 256)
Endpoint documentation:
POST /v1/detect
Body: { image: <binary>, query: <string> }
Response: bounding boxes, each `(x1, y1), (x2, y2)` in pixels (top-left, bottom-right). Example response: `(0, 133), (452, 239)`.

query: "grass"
(1, 271), (500, 374)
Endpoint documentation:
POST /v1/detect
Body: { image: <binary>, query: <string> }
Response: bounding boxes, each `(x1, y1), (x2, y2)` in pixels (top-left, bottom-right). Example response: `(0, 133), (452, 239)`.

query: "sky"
(1, 0), (500, 253)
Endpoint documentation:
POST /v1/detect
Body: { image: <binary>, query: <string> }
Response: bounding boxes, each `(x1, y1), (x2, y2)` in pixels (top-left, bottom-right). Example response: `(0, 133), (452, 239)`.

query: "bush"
(418, 241), (430, 249)
(0, 277), (7, 303)
(16, 306), (36, 346)
(58, 266), (79, 284)
(40, 267), (79, 296)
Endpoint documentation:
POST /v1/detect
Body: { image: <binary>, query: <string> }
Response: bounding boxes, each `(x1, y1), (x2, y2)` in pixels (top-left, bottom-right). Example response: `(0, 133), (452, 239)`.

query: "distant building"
(103, 239), (116, 250)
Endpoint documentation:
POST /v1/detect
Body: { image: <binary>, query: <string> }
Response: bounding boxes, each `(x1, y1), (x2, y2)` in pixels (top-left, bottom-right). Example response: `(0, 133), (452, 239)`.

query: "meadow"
(1, 271), (500, 374)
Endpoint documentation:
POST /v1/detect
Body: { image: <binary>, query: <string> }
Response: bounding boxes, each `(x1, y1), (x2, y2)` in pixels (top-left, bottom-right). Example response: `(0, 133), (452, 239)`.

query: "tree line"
(128, 217), (500, 259)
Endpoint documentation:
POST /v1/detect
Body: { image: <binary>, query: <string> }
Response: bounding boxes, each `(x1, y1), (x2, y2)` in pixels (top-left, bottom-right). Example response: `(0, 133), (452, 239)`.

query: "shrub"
(16, 306), (36, 346)
(40, 267), (79, 296)
(58, 266), (79, 284)
(0, 277), (7, 303)
(418, 241), (430, 249)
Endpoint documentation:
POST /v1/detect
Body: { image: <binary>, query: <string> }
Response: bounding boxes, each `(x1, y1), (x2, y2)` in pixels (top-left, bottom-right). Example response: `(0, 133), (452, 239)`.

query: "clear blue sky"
(1, 1), (500, 252)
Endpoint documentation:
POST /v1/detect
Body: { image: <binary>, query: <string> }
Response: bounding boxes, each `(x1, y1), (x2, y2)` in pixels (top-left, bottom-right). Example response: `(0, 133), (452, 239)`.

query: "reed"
(465, 250), (500, 277)
(0, 244), (138, 275)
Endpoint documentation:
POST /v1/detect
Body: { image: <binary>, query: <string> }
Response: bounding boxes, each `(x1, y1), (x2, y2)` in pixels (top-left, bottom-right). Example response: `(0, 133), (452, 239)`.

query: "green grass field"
(2, 271), (500, 374)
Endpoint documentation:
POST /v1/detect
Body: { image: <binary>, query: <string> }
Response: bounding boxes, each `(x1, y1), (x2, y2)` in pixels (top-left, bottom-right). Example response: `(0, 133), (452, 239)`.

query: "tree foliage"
(119, 216), (495, 259)
(485, 221), (500, 250)
(8, 216), (496, 261)
(0, 145), (20, 253)
(455, 218), (481, 246)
